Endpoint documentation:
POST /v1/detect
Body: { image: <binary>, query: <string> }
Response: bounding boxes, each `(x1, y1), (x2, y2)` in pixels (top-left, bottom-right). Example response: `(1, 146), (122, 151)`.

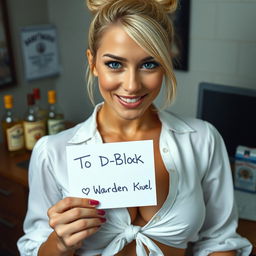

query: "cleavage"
(127, 145), (170, 225)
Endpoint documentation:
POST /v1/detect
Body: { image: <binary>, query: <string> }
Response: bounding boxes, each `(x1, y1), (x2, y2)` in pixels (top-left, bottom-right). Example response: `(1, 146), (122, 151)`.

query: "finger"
(60, 226), (101, 248)
(55, 217), (106, 238)
(49, 207), (105, 227)
(48, 197), (100, 216)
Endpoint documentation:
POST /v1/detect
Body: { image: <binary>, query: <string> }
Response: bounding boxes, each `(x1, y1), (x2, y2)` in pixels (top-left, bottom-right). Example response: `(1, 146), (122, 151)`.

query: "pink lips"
(116, 95), (146, 109)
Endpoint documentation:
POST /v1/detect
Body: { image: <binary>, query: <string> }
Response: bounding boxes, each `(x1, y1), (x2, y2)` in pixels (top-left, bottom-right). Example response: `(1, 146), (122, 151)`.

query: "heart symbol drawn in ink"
(82, 188), (90, 195)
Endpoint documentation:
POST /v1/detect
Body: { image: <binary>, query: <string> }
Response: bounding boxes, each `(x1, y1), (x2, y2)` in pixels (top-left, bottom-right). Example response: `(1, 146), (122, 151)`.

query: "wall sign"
(20, 25), (60, 81)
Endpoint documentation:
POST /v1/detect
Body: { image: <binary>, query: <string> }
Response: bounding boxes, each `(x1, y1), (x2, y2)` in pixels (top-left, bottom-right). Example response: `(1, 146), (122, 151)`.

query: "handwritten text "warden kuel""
(82, 180), (153, 196)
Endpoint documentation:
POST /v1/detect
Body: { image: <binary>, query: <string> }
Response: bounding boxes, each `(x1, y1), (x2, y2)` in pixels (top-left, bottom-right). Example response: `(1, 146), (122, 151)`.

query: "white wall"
(47, 0), (95, 123)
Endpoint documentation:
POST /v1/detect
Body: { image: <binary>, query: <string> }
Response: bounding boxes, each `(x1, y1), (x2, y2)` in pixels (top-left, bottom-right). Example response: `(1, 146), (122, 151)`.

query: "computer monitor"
(197, 82), (256, 158)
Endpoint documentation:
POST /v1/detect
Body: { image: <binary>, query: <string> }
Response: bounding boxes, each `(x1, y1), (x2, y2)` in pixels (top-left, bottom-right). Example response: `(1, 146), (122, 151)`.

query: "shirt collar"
(68, 103), (103, 144)
(68, 103), (195, 144)
(158, 110), (195, 133)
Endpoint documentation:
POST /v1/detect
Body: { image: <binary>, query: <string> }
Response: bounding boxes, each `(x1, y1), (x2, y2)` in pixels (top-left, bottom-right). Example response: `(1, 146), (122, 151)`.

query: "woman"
(18, 0), (252, 255)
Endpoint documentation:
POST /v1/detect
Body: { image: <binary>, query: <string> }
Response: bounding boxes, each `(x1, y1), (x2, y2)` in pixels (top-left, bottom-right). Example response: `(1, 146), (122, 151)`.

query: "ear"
(86, 49), (98, 76)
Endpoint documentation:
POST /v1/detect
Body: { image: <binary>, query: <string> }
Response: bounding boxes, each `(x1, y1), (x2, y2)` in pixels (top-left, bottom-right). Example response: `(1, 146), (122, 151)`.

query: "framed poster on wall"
(20, 24), (61, 81)
(171, 0), (190, 71)
(0, 0), (16, 87)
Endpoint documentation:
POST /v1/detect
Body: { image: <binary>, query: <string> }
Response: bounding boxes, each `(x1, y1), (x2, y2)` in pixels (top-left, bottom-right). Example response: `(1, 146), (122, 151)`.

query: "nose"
(123, 69), (141, 93)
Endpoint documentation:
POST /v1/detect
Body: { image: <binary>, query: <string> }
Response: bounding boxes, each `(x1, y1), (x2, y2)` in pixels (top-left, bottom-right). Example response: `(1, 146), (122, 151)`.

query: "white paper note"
(66, 140), (156, 209)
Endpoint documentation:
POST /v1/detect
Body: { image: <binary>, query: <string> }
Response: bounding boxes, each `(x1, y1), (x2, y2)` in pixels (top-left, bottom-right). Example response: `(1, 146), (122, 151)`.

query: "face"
(87, 25), (164, 121)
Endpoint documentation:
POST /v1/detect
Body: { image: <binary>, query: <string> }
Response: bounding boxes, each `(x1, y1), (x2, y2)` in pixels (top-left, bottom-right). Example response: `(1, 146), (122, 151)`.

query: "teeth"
(119, 96), (141, 103)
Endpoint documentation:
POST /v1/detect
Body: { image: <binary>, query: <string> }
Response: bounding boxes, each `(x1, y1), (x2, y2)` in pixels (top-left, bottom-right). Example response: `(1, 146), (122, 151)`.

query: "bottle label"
(38, 109), (48, 120)
(6, 124), (24, 151)
(48, 119), (65, 135)
(24, 120), (46, 150)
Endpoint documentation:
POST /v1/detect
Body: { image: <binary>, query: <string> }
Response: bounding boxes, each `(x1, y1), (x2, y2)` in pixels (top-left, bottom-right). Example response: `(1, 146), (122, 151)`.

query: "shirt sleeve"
(17, 136), (62, 256)
(192, 122), (252, 256)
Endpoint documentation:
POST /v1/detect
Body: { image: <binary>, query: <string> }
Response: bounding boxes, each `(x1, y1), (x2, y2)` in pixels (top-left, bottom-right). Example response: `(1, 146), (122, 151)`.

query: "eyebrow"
(102, 54), (155, 62)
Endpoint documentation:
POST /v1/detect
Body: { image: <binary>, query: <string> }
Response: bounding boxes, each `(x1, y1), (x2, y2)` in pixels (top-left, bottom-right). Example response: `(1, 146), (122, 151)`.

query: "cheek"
(98, 72), (120, 91)
(143, 73), (164, 90)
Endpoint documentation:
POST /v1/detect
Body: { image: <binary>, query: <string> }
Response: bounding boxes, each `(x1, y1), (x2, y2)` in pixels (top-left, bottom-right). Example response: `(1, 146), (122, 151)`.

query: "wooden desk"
(238, 219), (256, 254)
(0, 144), (255, 255)
(0, 146), (29, 256)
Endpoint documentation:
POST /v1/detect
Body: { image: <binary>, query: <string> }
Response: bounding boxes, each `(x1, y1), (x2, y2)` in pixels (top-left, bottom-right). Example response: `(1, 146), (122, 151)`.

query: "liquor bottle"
(1, 95), (25, 154)
(23, 94), (46, 150)
(33, 88), (48, 120)
(47, 90), (65, 135)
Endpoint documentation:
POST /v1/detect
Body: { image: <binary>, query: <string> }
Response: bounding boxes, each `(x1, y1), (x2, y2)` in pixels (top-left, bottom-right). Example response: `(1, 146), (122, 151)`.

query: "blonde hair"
(86, 0), (177, 108)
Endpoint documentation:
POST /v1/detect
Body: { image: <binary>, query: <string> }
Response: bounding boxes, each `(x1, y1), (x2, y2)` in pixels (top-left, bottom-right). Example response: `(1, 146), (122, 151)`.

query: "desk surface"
(0, 144), (255, 253)
(0, 146), (29, 187)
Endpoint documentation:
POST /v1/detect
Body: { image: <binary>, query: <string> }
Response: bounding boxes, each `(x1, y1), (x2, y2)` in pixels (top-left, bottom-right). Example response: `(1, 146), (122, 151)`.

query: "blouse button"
(162, 148), (169, 153)
(155, 215), (161, 221)
(152, 215), (161, 224)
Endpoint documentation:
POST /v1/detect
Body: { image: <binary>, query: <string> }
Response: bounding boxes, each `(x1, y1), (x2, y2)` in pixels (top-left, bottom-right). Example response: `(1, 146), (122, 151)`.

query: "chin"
(116, 109), (146, 121)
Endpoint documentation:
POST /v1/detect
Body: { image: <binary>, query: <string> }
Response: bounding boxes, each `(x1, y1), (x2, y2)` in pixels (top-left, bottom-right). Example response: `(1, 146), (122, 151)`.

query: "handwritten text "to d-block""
(74, 153), (144, 169)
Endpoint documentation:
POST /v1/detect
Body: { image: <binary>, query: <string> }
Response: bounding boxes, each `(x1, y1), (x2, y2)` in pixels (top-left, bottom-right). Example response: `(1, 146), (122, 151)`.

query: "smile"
(116, 95), (147, 109)
(118, 96), (143, 103)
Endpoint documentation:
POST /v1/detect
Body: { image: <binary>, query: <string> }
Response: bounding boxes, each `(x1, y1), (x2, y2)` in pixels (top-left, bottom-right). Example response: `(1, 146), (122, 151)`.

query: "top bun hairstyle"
(86, 0), (178, 108)
(87, 0), (177, 14)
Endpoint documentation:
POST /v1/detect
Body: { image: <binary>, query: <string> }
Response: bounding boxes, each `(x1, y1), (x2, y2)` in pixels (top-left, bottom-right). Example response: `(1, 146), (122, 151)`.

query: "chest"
(128, 142), (169, 224)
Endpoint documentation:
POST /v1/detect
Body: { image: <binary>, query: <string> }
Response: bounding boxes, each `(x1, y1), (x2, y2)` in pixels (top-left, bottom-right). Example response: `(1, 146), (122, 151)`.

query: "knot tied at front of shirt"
(101, 223), (165, 256)
(124, 225), (141, 243)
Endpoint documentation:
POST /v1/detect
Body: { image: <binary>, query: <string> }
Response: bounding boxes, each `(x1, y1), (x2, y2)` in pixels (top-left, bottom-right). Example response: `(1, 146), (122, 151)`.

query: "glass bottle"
(1, 95), (25, 154)
(33, 88), (48, 120)
(23, 94), (46, 150)
(47, 90), (65, 135)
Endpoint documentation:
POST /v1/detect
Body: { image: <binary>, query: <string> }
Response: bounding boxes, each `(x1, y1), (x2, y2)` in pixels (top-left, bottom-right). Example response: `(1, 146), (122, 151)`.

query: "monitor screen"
(197, 82), (256, 157)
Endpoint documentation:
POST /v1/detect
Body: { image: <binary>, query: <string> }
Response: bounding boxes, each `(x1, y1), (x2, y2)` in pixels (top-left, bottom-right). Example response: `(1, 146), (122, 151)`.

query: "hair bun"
(86, 0), (110, 13)
(87, 0), (178, 14)
(155, 0), (178, 13)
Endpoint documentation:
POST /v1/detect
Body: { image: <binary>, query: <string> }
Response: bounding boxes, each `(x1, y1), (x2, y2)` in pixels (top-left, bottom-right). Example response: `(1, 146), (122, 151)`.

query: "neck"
(97, 103), (160, 139)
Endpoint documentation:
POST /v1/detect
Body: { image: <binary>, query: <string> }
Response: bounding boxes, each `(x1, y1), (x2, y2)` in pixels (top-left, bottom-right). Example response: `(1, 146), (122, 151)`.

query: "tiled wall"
(162, 0), (256, 117)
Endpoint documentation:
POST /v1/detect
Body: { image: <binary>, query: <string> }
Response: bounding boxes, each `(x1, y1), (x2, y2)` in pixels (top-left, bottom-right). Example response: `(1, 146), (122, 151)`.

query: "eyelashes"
(104, 61), (160, 70)
(141, 62), (160, 69)
(105, 61), (122, 70)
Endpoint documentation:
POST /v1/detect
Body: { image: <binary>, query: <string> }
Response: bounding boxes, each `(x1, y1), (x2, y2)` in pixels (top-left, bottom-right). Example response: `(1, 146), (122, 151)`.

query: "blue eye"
(142, 61), (159, 69)
(105, 61), (122, 69)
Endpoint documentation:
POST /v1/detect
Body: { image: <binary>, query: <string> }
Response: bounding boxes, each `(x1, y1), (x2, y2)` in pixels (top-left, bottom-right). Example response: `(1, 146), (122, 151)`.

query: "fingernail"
(89, 199), (99, 206)
(97, 209), (106, 216)
(100, 217), (106, 223)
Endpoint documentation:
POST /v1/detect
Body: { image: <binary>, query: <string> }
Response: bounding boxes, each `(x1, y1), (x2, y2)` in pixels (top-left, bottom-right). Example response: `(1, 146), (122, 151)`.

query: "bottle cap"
(48, 90), (56, 104)
(33, 88), (41, 100)
(4, 95), (13, 109)
(27, 94), (35, 106)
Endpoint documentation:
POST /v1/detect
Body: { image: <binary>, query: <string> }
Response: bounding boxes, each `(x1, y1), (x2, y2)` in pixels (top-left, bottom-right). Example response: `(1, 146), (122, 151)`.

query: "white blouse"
(17, 104), (252, 256)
